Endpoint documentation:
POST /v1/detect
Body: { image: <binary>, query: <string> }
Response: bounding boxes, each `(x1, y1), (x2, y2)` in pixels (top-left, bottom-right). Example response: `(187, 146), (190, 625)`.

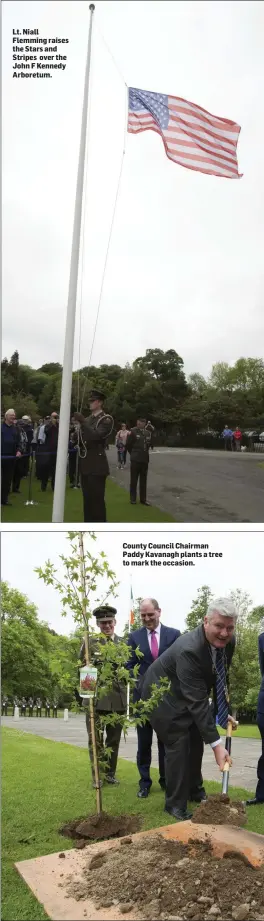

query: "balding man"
(1, 409), (22, 506)
(141, 598), (237, 821)
(127, 599), (180, 798)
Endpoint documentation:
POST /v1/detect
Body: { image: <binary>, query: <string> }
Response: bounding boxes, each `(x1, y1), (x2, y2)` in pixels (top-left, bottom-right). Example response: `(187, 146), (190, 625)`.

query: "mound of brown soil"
(59, 811), (141, 843)
(64, 834), (264, 920)
(191, 795), (247, 827)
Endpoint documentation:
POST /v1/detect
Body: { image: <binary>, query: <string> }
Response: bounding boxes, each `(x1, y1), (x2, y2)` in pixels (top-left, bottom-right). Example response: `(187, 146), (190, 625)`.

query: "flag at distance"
(128, 87), (242, 179)
(129, 585), (135, 627)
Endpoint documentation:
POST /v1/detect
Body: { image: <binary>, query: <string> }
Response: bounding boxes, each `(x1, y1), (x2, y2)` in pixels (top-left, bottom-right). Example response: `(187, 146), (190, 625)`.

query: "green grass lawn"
(1, 476), (175, 523)
(218, 724), (261, 740)
(2, 727), (263, 921)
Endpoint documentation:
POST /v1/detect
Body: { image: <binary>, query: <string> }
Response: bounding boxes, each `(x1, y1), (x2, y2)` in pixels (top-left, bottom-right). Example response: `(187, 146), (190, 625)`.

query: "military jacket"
(126, 426), (151, 464)
(80, 634), (127, 712)
(78, 411), (113, 476)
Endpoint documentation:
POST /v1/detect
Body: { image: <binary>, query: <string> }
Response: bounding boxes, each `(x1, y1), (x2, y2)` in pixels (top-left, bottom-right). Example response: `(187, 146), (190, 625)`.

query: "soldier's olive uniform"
(28, 697), (34, 716)
(78, 412), (113, 522)
(36, 698), (42, 717)
(2, 696), (8, 716)
(127, 426), (151, 503)
(52, 700), (58, 717)
(21, 697), (27, 717)
(45, 699), (50, 717)
(80, 635), (126, 781)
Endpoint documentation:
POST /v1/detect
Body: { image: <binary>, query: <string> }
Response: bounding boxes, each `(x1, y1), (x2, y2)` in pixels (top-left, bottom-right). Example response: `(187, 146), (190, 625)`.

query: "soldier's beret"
(93, 604), (117, 620)
(90, 389), (105, 402)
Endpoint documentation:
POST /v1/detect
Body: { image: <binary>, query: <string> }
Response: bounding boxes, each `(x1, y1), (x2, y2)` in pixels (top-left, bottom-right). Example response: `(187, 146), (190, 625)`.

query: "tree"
(1, 583), (52, 698)
(185, 585), (214, 630)
(134, 348), (185, 383)
(37, 363), (62, 375)
(228, 590), (261, 715)
(35, 532), (170, 820)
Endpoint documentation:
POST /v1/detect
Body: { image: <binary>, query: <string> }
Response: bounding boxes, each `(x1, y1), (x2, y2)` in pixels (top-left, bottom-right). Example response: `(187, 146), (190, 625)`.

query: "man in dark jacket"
(28, 696), (34, 716)
(127, 598), (180, 798)
(74, 390), (113, 522)
(1, 409), (22, 506)
(21, 696), (27, 717)
(2, 696), (8, 716)
(12, 416), (33, 494)
(245, 622), (264, 806)
(142, 597), (237, 820)
(80, 605), (127, 786)
(126, 417), (152, 505)
(69, 417), (80, 487)
(41, 412), (59, 492)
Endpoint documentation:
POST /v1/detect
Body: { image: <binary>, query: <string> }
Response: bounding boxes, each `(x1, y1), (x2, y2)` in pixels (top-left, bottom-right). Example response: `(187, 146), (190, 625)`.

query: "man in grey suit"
(80, 605), (127, 787)
(142, 597), (238, 821)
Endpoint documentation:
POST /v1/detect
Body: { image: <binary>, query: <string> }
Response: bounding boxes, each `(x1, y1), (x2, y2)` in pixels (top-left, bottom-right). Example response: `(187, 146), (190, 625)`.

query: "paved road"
(2, 716), (260, 793)
(108, 447), (264, 523)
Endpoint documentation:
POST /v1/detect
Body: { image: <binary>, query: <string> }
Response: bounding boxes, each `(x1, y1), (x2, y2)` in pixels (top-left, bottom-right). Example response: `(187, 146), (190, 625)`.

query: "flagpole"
(52, 3), (95, 523)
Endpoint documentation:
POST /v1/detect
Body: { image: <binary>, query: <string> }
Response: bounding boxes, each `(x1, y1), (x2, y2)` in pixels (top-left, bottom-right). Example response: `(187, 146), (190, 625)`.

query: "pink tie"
(150, 631), (159, 660)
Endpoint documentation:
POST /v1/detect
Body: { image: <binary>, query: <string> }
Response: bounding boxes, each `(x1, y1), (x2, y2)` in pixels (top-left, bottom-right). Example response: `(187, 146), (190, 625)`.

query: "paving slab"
(108, 446), (264, 522)
(2, 717), (260, 792)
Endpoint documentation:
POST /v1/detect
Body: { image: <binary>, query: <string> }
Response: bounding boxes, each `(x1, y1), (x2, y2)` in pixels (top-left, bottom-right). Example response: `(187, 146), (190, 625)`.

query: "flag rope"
(79, 80), (128, 413)
(72, 24), (128, 418)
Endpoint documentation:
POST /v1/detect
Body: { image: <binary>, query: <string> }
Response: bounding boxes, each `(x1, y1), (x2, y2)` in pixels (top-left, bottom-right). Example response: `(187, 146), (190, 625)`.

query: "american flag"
(128, 87), (242, 179)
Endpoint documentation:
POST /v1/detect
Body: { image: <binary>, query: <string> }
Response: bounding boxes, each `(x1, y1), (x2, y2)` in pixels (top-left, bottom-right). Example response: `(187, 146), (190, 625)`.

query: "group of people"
(222, 425), (243, 450)
(1, 696), (58, 717)
(1, 395), (155, 517)
(73, 390), (155, 519)
(0, 402), (248, 520)
(80, 600), (264, 817)
(1, 409), (34, 505)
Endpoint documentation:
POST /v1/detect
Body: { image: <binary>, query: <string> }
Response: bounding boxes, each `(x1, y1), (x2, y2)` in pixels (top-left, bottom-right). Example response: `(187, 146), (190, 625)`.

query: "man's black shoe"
(2, 501), (12, 506)
(191, 791), (207, 803)
(140, 501), (151, 506)
(244, 797), (264, 806)
(165, 806), (193, 821)
(130, 500), (136, 505)
(105, 776), (120, 785)
(137, 789), (149, 798)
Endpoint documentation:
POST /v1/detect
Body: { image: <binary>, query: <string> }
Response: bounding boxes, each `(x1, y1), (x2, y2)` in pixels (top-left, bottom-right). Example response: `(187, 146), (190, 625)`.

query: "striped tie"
(215, 649), (229, 729)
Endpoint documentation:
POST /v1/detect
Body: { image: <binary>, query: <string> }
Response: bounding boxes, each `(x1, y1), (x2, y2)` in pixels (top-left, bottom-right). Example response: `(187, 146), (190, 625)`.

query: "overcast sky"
(2, 0), (264, 380)
(2, 530), (263, 635)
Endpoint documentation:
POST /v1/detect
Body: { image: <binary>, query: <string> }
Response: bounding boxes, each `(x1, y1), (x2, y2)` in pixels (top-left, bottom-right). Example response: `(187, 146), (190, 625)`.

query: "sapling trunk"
(79, 534), (102, 815)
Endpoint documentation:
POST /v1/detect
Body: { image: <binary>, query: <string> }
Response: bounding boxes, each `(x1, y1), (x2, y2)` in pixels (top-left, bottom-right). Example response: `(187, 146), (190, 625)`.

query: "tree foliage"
(185, 585), (263, 716)
(2, 350), (264, 437)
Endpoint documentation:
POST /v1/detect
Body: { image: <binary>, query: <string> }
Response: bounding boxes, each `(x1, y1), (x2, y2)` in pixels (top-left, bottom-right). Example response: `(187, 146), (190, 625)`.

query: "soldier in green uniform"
(2, 695), (8, 716)
(80, 605), (127, 787)
(28, 696), (34, 716)
(73, 390), (113, 523)
(126, 417), (152, 505)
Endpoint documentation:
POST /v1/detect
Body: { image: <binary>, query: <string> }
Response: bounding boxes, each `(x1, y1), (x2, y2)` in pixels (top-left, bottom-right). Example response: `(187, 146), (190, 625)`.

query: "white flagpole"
(52, 3), (95, 523)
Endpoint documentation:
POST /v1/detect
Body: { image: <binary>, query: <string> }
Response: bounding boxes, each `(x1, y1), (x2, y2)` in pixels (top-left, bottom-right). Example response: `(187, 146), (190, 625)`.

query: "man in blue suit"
(127, 598), (181, 799)
(246, 622), (264, 806)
